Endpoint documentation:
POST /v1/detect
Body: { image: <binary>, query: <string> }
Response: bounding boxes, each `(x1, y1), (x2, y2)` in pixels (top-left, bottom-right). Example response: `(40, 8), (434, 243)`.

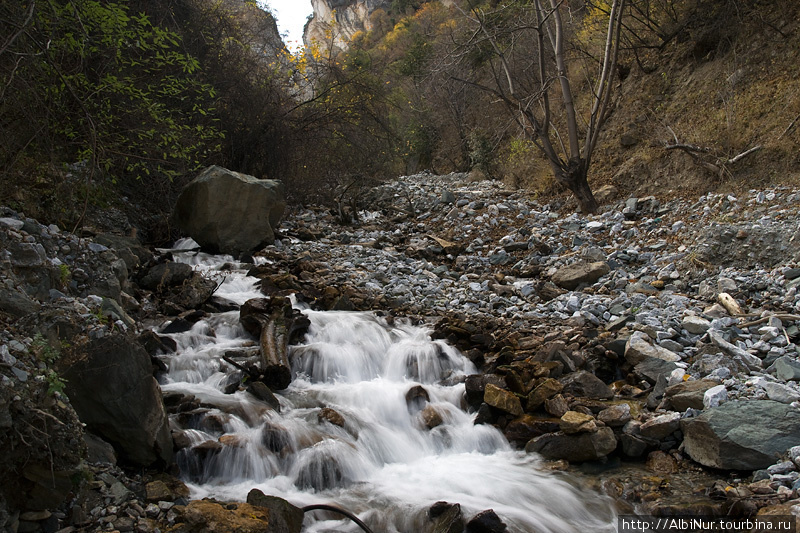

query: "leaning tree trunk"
(556, 158), (598, 214)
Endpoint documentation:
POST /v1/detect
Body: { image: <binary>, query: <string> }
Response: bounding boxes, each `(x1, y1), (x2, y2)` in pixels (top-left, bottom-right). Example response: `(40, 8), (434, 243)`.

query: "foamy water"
(160, 240), (617, 532)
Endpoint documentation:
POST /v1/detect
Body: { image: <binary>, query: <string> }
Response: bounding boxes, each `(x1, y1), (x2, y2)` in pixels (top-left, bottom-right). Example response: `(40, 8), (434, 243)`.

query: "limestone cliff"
(304, 0), (392, 51)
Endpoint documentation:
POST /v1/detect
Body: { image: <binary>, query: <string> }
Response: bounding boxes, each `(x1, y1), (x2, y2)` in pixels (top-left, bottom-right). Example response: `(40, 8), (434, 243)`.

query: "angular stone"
(525, 378), (563, 410)
(246, 489), (304, 533)
(525, 427), (617, 462)
(465, 509), (507, 533)
(771, 357), (800, 381)
(703, 384), (728, 409)
(544, 394), (570, 417)
(429, 502), (464, 533)
(559, 371), (614, 400)
(421, 405), (444, 429)
(139, 261), (193, 291)
(465, 374), (507, 408)
(665, 380), (719, 411)
(175, 165), (286, 255)
(682, 400), (800, 470)
(763, 382), (800, 404)
(597, 404), (632, 427)
(682, 316), (711, 334)
(625, 331), (681, 365)
(639, 412), (680, 440)
(551, 261), (610, 290)
(559, 411), (597, 434)
(246, 382), (281, 411)
(484, 384), (523, 416)
(61, 334), (172, 466)
(503, 415), (560, 445)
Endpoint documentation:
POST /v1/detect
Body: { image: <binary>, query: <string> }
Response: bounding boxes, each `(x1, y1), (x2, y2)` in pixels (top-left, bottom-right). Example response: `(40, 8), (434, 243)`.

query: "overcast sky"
(264, 0), (314, 50)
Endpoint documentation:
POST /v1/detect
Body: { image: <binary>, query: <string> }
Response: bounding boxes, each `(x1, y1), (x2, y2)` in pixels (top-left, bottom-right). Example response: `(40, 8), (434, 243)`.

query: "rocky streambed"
(1, 172), (800, 532)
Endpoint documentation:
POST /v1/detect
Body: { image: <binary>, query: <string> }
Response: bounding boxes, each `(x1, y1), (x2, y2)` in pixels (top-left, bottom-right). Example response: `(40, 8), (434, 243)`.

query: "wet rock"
(465, 509), (507, 533)
(551, 262), (610, 290)
(559, 371), (614, 400)
(318, 407), (346, 427)
(175, 500), (271, 533)
(406, 385), (431, 414)
(428, 502), (464, 533)
(483, 384), (523, 416)
(465, 374), (507, 408)
(525, 427), (617, 462)
(503, 415), (560, 446)
(421, 405), (444, 429)
(246, 382), (281, 411)
(682, 400), (800, 470)
(246, 489), (304, 533)
(559, 411), (597, 434)
(174, 165), (286, 255)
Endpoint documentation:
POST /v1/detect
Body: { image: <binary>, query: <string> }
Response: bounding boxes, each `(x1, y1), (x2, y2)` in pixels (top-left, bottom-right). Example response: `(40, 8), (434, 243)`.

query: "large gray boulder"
(682, 400), (800, 470)
(61, 334), (172, 467)
(174, 166), (286, 255)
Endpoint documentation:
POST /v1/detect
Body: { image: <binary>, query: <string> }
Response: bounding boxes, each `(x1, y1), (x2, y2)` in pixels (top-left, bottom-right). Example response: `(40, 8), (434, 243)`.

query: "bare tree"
(453, 0), (626, 213)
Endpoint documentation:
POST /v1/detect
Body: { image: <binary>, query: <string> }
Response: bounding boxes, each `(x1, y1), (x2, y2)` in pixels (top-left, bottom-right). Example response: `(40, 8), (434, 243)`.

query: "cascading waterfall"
(159, 240), (617, 532)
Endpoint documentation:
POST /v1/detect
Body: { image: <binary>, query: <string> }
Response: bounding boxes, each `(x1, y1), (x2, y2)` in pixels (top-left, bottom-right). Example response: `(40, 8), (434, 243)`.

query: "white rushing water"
(161, 241), (617, 532)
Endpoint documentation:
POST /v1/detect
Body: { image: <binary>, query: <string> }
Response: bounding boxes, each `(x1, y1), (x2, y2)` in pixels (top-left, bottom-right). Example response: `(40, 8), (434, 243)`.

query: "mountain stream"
(159, 241), (617, 532)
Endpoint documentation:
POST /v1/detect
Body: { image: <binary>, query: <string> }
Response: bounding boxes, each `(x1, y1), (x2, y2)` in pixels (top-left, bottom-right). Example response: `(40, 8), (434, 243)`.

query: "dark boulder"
(60, 334), (172, 466)
(174, 165), (286, 255)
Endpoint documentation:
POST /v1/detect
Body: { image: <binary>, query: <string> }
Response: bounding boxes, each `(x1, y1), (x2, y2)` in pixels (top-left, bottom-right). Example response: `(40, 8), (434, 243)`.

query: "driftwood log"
(237, 296), (310, 391)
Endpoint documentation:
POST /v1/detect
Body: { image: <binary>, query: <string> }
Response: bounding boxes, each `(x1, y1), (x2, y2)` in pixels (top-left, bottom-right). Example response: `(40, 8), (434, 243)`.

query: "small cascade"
(160, 241), (617, 532)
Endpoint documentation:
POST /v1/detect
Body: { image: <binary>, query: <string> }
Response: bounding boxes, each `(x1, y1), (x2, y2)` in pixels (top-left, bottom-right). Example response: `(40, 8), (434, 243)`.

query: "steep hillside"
(589, 0), (800, 202)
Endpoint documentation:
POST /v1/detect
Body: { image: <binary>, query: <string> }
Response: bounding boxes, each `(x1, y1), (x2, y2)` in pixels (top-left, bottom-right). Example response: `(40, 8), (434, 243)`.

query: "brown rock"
(544, 394), (570, 417)
(526, 378), (564, 411)
(646, 451), (679, 474)
(484, 384), (523, 416)
(503, 415), (560, 445)
(560, 411), (598, 434)
(181, 501), (271, 533)
(597, 404), (632, 427)
(665, 379), (719, 411)
(551, 261), (610, 290)
(525, 427), (617, 462)
(421, 405), (444, 429)
(145, 480), (173, 503)
(318, 407), (345, 427)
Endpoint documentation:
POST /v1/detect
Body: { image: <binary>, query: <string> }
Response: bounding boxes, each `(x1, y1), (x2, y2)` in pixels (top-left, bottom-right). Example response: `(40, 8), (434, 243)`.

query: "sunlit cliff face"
(304, 0), (392, 51)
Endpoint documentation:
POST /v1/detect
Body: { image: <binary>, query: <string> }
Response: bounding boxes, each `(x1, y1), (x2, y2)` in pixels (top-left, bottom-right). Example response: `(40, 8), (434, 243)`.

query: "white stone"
(703, 385), (728, 409)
